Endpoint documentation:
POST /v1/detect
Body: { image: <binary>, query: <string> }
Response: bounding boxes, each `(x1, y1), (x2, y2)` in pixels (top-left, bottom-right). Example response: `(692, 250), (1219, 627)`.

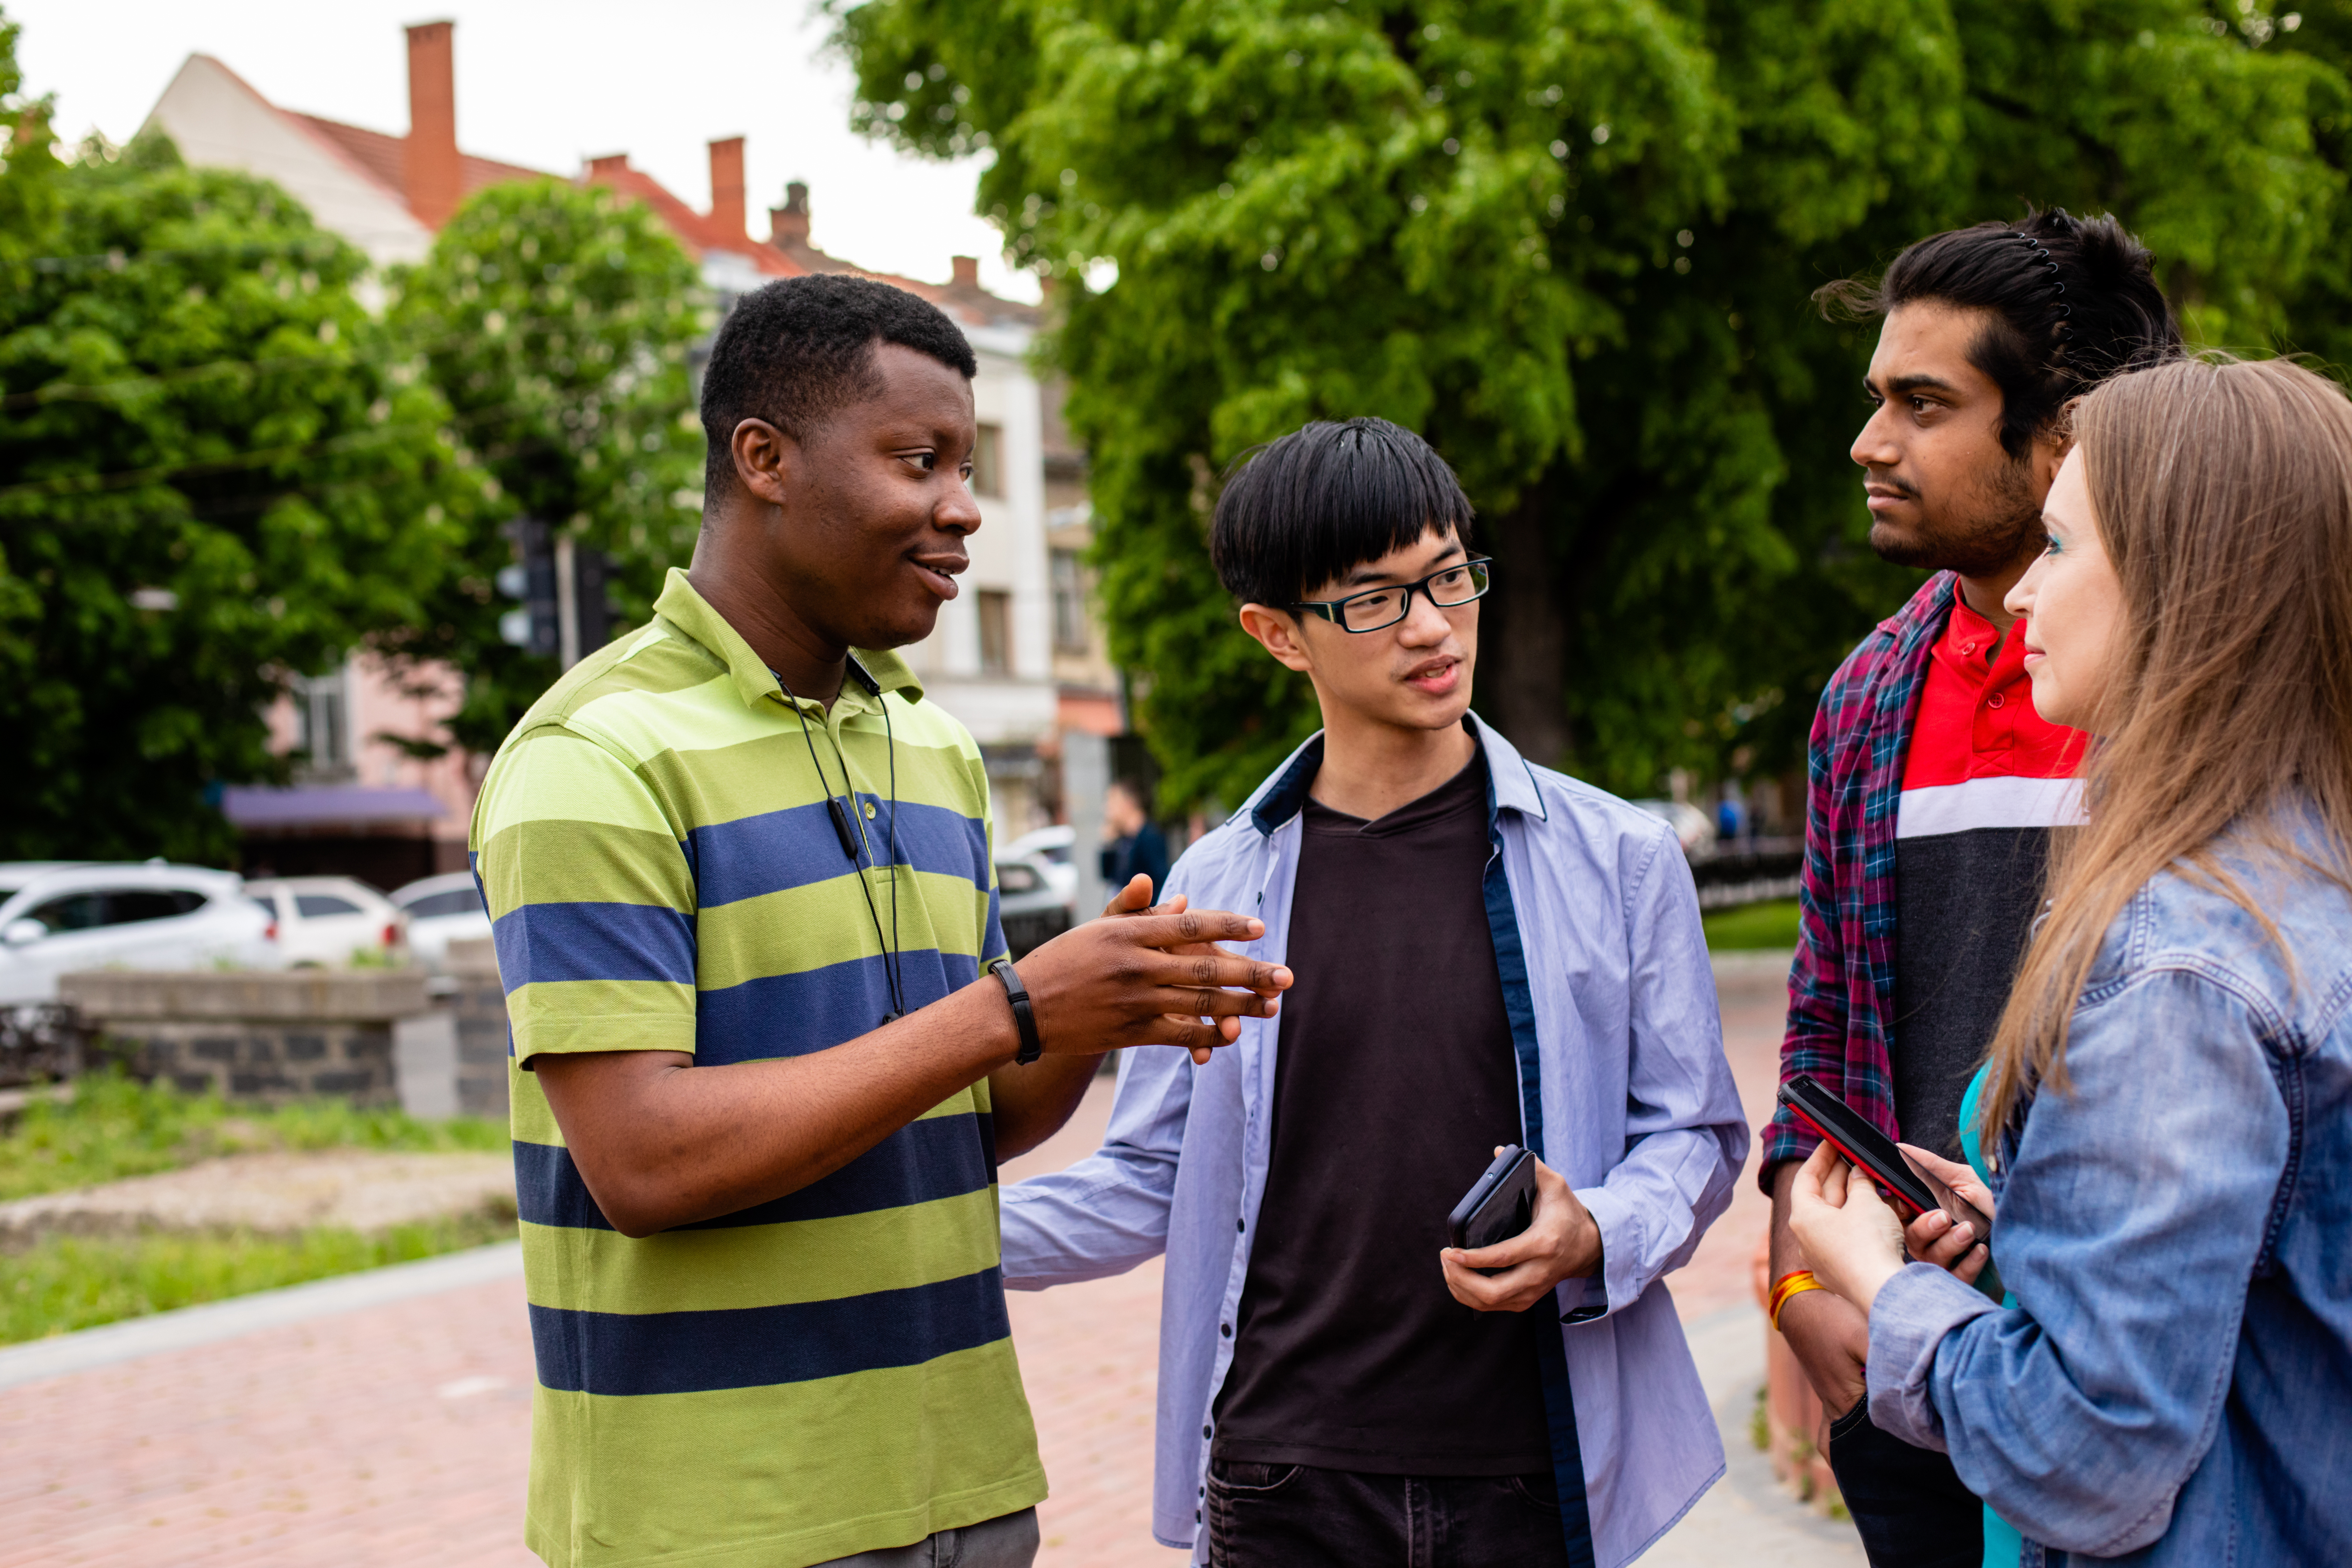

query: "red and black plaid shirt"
(1759, 571), (1957, 1186)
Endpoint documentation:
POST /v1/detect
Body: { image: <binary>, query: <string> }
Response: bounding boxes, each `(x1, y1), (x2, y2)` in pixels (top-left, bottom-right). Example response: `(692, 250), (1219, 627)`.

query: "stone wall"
(57, 971), (430, 1108)
(437, 938), (511, 1121)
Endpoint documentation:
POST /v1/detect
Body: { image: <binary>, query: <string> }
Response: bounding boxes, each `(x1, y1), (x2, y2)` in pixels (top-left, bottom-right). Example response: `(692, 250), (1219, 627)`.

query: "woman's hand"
(1898, 1143), (1998, 1286)
(1786, 1142), (1908, 1322)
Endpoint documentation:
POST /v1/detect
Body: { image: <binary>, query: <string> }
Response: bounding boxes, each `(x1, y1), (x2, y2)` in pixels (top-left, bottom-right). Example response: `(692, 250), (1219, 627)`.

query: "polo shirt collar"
(652, 567), (925, 713)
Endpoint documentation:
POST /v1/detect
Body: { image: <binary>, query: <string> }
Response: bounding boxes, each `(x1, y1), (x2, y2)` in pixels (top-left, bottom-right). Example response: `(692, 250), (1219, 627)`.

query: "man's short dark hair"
(700, 274), (979, 493)
(1817, 209), (2182, 457)
(1210, 417), (1474, 608)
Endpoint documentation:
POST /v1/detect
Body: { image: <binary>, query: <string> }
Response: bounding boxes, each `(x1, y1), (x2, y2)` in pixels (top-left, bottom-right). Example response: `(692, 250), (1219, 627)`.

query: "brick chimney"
(707, 138), (746, 242)
(770, 181), (811, 247)
(951, 255), (979, 287)
(587, 153), (631, 182)
(404, 21), (461, 229)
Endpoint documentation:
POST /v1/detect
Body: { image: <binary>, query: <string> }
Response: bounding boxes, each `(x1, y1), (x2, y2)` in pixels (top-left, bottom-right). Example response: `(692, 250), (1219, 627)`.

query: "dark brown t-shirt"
(1209, 748), (1553, 1475)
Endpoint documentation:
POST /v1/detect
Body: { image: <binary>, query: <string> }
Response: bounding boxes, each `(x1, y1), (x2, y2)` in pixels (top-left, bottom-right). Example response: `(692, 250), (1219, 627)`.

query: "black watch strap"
(989, 957), (1043, 1065)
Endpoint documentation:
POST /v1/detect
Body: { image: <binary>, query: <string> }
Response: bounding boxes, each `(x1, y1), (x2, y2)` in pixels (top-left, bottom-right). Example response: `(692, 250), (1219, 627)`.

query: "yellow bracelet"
(1768, 1269), (1823, 1332)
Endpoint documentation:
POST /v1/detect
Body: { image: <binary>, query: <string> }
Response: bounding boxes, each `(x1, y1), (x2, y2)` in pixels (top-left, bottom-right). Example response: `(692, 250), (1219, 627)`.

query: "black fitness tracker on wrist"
(989, 957), (1043, 1065)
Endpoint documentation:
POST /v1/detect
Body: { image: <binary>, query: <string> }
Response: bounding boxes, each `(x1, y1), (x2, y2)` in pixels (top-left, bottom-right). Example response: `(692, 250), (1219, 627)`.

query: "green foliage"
(1701, 896), (1801, 952)
(834, 0), (2349, 807)
(0, 1069), (505, 1203)
(0, 1211), (515, 1344)
(389, 180), (708, 754)
(0, 111), (479, 861)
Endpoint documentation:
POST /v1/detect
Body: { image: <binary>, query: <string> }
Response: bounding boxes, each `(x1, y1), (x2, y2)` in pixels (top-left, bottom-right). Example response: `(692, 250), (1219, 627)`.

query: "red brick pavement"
(0, 964), (1786, 1568)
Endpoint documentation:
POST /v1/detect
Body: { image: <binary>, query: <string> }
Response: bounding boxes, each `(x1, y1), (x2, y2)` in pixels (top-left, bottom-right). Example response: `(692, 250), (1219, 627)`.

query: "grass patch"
(1703, 898), (1802, 952)
(0, 1070), (506, 1203)
(0, 1209), (516, 1344)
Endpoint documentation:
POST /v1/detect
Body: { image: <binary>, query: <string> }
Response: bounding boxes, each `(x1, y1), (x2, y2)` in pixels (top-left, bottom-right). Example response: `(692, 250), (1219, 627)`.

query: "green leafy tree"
(834, 0), (2347, 810)
(0, 106), (477, 861)
(388, 180), (707, 755)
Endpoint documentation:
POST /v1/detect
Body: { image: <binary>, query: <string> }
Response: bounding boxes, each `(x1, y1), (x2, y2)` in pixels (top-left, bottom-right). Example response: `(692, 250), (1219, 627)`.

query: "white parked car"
(0, 861), (279, 1004)
(1001, 824), (1081, 911)
(995, 851), (1073, 958)
(1629, 799), (1719, 856)
(243, 876), (407, 968)
(388, 871), (491, 969)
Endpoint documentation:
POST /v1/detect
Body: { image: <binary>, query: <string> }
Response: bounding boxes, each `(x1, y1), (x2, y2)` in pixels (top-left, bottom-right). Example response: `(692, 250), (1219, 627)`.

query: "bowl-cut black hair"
(700, 274), (979, 494)
(1211, 417), (1475, 608)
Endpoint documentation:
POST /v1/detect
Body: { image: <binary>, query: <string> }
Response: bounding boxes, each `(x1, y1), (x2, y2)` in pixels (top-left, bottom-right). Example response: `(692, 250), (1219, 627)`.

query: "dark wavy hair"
(1816, 210), (2182, 457)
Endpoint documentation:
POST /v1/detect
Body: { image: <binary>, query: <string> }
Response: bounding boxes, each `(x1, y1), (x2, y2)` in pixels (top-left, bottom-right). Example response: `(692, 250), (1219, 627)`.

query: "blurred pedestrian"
(1791, 354), (2352, 1567)
(1097, 778), (1170, 898)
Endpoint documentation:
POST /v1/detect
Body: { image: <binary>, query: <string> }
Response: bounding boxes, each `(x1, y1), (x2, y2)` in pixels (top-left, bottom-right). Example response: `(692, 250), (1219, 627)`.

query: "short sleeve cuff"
(511, 1014), (699, 1069)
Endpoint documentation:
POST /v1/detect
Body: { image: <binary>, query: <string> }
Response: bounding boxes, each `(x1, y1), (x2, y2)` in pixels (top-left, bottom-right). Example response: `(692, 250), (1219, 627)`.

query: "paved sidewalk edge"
(0, 1239), (523, 1391)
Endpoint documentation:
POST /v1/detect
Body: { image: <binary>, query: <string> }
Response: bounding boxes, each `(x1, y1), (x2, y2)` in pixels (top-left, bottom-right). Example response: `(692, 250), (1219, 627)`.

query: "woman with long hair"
(1789, 354), (2352, 1565)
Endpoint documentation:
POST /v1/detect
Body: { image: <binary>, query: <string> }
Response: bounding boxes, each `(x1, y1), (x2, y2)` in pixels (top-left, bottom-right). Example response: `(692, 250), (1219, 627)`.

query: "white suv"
(0, 861), (280, 1005)
(242, 877), (408, 968)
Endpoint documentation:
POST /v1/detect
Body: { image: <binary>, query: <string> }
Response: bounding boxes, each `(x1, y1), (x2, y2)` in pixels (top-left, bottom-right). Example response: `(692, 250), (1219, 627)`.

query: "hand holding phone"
(1777, 1074), (2004, 1303)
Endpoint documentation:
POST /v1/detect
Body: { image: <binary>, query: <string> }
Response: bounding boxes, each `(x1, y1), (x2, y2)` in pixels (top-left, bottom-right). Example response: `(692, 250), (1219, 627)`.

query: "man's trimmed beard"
(1870, 450), (2042, 578)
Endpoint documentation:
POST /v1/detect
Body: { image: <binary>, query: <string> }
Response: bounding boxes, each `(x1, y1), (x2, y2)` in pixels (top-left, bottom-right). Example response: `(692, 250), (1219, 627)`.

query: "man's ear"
(730, 416), (800, 508)
(2028, 422), (2070, 504)
(1238, 602), (1313, 674)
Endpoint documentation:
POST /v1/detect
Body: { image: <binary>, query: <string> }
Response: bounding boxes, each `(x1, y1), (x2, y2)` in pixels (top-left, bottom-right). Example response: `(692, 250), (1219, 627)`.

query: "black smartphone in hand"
(1779, 1072), (2004, 1303)
(1448, 1145), (1536, 1253)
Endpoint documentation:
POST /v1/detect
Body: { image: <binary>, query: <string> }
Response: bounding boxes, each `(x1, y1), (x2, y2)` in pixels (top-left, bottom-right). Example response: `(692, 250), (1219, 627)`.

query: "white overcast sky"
(9, 0), (1037, 301)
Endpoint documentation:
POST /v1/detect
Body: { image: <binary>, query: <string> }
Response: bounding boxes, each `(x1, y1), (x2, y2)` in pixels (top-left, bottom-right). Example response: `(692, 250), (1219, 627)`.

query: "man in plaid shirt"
(1764, 213), (2179, 1568)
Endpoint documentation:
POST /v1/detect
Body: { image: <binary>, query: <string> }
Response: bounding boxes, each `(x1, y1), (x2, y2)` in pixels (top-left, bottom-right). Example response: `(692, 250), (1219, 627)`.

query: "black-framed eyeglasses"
(1288, 557), (1493, 634)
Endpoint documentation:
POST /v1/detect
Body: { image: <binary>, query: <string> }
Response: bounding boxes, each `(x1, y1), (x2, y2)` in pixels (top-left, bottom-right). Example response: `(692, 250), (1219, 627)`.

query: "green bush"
(0, 1070), (506, 1202)
(1702, 898), (1801, 953)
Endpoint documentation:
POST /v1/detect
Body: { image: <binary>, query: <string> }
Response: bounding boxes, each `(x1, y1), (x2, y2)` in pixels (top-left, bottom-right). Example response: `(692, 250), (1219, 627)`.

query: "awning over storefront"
(220, 785), (447, 829)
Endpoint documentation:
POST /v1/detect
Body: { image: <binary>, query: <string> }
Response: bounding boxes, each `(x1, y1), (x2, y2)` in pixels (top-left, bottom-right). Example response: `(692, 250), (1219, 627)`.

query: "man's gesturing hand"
(1438, 1150), (1603, 1314)
(1010, 901), (1290, 1060)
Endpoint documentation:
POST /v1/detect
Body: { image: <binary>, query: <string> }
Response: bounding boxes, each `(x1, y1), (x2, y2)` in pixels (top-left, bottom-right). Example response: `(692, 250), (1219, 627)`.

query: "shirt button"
(1988, 692), (2006, 709)
(1204, 1424), (1213, 1439)
(1237, 1218), (1246, 1232)
(1959, 640), (1975, 655)
(863, 801), (876, 819)
(1220, 1323), (1232, 1338)
(1196, 1509), (1203, 1523)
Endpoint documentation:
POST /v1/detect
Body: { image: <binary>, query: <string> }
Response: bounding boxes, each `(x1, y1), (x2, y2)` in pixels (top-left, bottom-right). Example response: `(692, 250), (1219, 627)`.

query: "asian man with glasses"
(998, 417), (1748, 1568)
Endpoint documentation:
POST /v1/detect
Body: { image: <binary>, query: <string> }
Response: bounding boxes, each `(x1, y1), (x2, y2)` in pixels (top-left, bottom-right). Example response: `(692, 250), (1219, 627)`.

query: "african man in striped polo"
(471, 275), (1290, 1568)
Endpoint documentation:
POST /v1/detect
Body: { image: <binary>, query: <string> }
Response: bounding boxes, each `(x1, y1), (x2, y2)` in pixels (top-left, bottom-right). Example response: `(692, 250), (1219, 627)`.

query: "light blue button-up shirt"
(1001, 717), (1749, 1568)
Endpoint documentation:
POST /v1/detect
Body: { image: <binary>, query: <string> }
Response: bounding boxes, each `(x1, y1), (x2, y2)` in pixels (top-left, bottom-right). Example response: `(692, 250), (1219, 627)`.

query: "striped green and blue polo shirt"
(471, 568), (1043, 1568)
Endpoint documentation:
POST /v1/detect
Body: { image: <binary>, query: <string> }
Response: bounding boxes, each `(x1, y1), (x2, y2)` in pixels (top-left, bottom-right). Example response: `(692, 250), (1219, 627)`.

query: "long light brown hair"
(1980, 356), (2352, 1141)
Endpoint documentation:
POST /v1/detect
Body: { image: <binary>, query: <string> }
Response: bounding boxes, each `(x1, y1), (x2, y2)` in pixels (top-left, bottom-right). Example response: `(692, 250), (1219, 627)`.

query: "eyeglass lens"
(1338, 560), (1490, 632)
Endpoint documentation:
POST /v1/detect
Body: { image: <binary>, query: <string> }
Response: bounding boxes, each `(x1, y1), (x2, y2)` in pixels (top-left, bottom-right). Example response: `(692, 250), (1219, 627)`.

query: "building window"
(977, 590), (1012, 674)
(971, 423), (1004, 498)
(1051, 549), (1088, 652)
(294, 668), (350, 778)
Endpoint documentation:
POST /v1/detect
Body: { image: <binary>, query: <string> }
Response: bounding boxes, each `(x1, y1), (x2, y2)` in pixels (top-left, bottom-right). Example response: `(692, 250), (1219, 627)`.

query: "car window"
(295, 893), (363, 918)
(249, 895), (279, 920)
(404, 888), (484, 920)
(996, 862), (1042, 895)
(17, 889), (203, 931)
(23, 892), (106, 932)
(108, 889), (206, 924)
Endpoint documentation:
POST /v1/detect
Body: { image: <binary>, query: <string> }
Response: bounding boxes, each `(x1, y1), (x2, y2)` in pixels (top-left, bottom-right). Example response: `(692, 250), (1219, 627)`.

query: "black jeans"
(1205, 1459), (1570, 1568)
(1826, 1399), (1984, 1568)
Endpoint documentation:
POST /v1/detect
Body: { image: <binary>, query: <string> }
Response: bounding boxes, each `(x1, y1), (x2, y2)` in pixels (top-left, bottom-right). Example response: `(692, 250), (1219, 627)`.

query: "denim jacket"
(999, 717), (1749, 1568)
(1868, 807), (2352, 1564)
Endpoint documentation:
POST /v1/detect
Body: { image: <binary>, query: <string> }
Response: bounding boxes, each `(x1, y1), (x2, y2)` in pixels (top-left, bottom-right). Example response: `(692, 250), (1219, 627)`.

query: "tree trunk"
(1480, 478), (1571, 770)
